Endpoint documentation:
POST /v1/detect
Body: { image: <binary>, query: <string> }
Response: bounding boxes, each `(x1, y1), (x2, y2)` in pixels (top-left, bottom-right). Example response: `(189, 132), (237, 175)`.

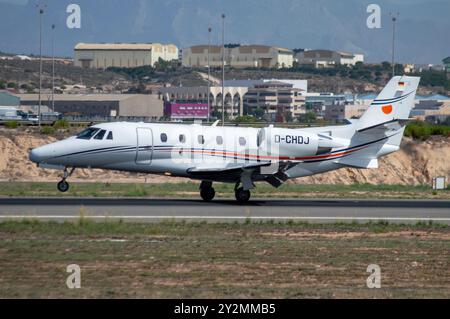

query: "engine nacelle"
(257, 127), (319, 159)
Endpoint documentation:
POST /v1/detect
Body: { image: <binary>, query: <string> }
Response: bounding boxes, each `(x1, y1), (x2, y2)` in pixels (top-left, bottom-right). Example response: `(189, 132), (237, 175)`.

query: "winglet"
(211, 120), (220, 127)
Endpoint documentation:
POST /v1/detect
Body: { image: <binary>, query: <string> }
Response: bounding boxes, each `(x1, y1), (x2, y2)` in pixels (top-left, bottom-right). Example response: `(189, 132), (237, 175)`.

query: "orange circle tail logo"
(382, 105), (393, 115)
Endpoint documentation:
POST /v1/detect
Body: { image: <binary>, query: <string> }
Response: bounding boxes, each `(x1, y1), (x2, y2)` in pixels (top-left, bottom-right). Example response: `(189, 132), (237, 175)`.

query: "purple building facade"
(164, 101), (209, 119)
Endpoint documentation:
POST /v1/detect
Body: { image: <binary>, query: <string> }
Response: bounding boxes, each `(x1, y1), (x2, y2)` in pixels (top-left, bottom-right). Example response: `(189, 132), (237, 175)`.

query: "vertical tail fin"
(356, 76), (420, 131)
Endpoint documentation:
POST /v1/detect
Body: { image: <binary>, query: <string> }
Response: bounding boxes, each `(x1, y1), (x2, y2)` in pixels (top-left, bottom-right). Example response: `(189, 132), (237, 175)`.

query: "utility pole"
(390, 12), (399, 78)
(207, 27), (212, 123)
(37, 4), (45, 127)
(51, 24), (55, 112)
(221, 13), (225, 126)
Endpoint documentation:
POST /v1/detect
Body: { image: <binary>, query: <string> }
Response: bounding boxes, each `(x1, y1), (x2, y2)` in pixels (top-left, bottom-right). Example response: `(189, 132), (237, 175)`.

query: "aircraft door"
(136, 128), (153, 165)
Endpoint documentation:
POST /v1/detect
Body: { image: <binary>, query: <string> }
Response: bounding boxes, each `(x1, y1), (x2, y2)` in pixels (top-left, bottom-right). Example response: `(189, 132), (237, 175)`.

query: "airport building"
(295, 49), (364, 68)
(243, 81), (305, 121)
(160, 86), (249, 119)
(16, 94), (163, 120)
(74, 43), (179, 69)
(224, 79), (308, 92)
(182, 45), (294, 69)
(160, 78), (307, 121)
(410, 95), (450, 122)
(324, 104), (368, 121)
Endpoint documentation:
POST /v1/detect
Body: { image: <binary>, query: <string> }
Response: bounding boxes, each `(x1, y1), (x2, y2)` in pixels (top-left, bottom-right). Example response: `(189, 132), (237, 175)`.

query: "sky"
(0, 0), (449, 64)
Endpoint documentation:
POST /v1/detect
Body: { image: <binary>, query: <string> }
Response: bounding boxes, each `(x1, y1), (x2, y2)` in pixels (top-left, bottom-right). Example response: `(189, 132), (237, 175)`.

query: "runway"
(0, 198), (449, 224)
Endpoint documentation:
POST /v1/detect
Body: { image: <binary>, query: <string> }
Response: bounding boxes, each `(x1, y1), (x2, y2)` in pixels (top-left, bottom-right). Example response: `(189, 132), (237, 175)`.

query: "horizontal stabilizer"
(357, 119), (409, 134)
(334, 157), (378, 169)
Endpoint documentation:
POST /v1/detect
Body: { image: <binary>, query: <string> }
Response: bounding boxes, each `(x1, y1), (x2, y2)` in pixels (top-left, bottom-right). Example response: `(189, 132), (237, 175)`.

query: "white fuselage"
(29, 121), (398, 184)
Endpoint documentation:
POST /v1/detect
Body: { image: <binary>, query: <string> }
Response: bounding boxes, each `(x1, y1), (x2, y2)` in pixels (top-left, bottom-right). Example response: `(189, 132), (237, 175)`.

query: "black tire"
(57, 180), (69, 193)
(235, 187), (251, 204)
(200, 187), (215, 202)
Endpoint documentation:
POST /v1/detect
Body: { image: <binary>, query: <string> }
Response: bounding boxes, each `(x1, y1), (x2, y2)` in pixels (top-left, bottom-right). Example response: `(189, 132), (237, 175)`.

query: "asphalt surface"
(0, 198), (449, 224)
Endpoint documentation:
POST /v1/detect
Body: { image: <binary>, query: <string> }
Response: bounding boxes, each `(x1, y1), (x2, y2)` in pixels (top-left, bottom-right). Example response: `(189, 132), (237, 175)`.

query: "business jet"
(29, 76), (419, 203)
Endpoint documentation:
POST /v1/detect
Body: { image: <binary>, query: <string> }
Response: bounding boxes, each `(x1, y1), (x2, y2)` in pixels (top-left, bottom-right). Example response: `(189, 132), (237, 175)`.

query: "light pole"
(37, 5), (45, 127)
(207, 27), (212, 123)
(390, 12), (399, 78)
(51, 24), (55, 112)
(221, 13), (225, 126)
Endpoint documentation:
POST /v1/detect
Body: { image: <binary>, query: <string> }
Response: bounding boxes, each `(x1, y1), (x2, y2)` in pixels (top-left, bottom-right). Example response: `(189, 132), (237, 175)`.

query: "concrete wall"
(119, 94), (163, 118)
(75, 50), (153, 68)
(16, 94), (163, 118)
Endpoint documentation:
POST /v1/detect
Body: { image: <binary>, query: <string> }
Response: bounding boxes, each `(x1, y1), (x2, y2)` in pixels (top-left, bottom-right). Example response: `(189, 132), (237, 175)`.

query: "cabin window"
(161, 133), (168, 143)
(198, 135), (205, 144)
(76, 128), (100, 140)
(107, 131), (113, 140)
(94, 129), (107, 140)
(179, 134), (186, 143)
(216, 136), (223, 145)
(239, 137), (246, 146)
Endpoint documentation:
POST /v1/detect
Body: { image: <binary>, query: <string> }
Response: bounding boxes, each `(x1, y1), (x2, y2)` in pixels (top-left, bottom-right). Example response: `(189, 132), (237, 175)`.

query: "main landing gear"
(234, 187), (251, 204)
(200, 181), (215, 202)
(57, 167), (75, 193)
(199, 181), (252, 204)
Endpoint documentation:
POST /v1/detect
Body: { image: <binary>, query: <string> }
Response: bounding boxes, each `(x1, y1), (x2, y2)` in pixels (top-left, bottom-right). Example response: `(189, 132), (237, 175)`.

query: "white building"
(295, 49), (364, 68)
(182, 45), (293, 69)
(74, 43), (179, 69)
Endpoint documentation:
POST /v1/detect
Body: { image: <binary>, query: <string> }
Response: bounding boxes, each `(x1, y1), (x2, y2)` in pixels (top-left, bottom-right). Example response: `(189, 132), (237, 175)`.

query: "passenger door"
(136, 128), (153, 165)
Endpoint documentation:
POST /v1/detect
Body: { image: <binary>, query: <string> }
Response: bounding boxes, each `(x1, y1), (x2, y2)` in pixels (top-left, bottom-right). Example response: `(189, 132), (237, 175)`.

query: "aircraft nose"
(29, 146), (48, 163)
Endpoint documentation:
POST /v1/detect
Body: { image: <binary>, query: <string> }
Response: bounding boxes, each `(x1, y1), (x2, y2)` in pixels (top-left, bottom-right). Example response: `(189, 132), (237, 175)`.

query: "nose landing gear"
(57, 180), (70, 192)
(57, 167), (75, 193)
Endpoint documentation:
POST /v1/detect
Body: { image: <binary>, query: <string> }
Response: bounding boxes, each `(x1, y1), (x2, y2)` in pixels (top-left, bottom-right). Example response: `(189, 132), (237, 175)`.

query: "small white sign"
(433, 176), (446, 190)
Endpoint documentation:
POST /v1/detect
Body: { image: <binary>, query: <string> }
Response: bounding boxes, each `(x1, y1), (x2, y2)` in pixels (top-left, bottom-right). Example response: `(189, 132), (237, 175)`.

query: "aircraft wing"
(187, 161), (271, 177)
(187, 160), (298, 188)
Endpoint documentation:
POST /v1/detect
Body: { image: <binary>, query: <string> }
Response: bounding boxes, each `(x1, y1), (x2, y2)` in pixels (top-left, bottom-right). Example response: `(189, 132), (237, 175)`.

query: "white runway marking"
(1, 215), (450, 222)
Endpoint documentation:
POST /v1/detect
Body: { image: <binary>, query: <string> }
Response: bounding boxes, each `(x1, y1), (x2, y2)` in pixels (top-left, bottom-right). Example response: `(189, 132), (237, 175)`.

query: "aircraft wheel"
(57, 180), (69, 193)
(200, 187), (215, 202)
(235, 187), (251, 204)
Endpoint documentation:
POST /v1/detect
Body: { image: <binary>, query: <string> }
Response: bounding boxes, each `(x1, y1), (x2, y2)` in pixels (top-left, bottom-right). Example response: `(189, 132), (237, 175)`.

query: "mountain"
(0, 0), (449, 64)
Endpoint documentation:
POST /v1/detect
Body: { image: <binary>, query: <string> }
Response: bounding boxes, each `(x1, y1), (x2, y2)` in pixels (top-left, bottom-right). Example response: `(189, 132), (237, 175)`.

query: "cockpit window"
(107, 131), (113, 140)
(94, 129), (107, 140)
(76, 128), (100, 140)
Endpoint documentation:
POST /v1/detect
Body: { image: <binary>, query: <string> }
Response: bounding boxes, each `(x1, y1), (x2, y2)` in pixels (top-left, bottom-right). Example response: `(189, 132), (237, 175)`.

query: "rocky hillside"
(0, 128), (448, 185)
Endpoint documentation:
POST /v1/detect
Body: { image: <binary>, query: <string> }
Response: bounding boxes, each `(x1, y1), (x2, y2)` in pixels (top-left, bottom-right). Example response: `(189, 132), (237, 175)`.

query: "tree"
(233, 115), (257, 123)
(381, 61), (391, 70)
(249, 107), (265, 120)
(298, 112), (317, 123)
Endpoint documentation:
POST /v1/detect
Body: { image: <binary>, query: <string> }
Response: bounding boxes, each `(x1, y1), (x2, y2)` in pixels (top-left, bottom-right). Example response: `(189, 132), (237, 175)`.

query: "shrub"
(404, 122), (450, 139)
(41, 126), (55, 135)
(53, 119), (69, 129)
(4, 121), (19, 129)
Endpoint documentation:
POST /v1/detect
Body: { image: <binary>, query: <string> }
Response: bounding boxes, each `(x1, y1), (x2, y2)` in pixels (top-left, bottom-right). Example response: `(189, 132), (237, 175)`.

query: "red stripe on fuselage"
(157, 146), (367, 162)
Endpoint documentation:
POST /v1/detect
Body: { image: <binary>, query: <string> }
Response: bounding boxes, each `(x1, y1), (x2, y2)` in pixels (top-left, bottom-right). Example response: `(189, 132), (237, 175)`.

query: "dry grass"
(0, 220), (448, 298)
